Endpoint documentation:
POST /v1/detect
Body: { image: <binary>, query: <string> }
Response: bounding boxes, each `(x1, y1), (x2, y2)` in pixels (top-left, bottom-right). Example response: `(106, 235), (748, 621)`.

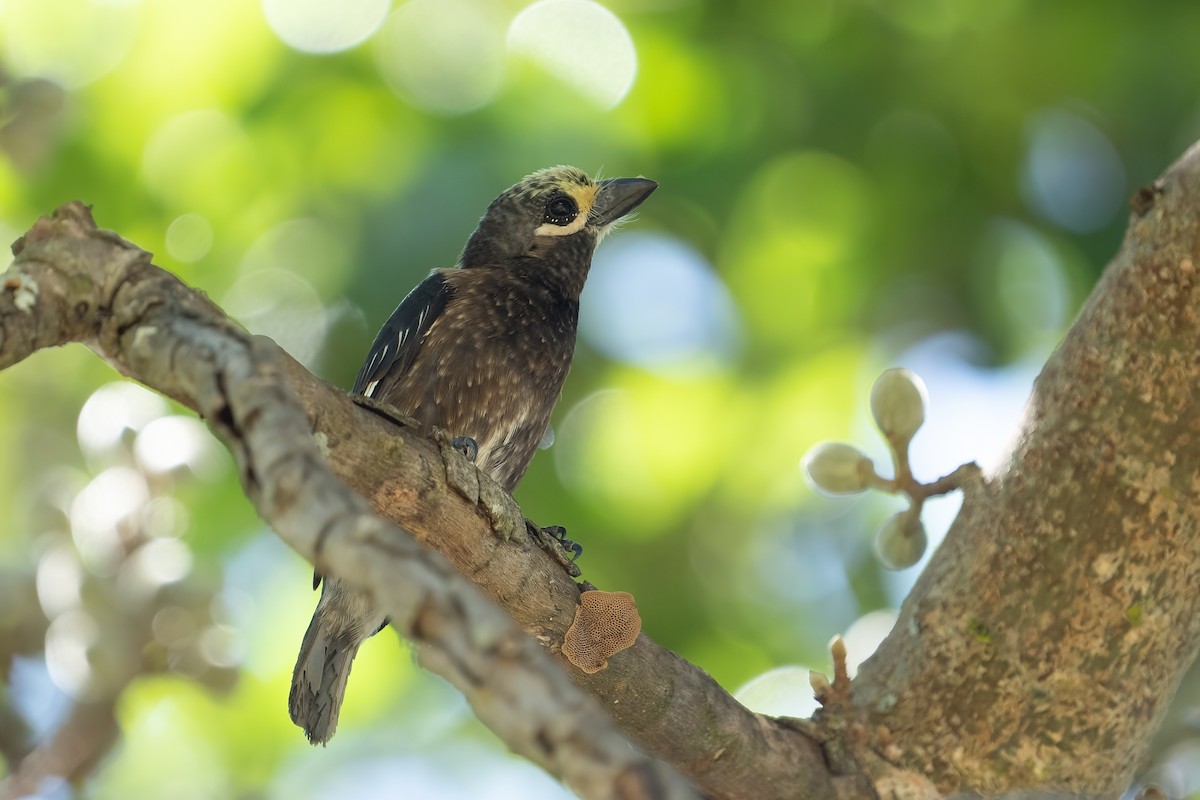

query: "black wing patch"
(316, 271), (453, 592)
(351, 271), (453, 398)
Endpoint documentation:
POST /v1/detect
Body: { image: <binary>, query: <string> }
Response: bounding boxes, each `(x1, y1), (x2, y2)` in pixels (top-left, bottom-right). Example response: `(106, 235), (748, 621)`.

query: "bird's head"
(460, 166), (657, 294)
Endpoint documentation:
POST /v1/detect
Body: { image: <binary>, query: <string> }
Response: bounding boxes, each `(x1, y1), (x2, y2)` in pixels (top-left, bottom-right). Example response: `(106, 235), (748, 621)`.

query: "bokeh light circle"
(134, 415), (222, 477)
(2, 0), (140, 88)
(582, 233), (741, 372)
(222, 269), (329, 369)
(1021, 109), (1126, 233)
(841, 609), (898, 677)
(77, 381), (169, 461)
(37, 546), (83, 619)
(973, 219), (1072, 355)
(141, 109), (254, 209)
(261, 0), (390, 54)
(45, 610), (101, 698)
(240, 218), (351, 297)
(507, 0), (637, 109)
(734, 665), (820, 718)
(133, 538), (194, 586)
(165, 213), (214, 263)
(70, 467), (150, 574)
(375, 0), (505, 114)
(724, 151), (871, 347)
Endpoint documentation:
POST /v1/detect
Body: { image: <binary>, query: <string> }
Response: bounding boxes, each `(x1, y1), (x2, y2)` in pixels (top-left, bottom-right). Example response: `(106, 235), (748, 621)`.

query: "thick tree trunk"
(848, 145), (1200, 796)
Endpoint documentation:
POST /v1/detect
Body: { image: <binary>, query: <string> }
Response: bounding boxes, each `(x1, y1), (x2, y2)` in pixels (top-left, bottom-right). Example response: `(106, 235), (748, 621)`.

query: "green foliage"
(2, 0), (1199, 795)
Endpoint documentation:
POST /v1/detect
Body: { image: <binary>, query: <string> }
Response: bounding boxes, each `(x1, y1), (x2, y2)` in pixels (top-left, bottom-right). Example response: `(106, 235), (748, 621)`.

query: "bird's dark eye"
(544, 195), (578, 226)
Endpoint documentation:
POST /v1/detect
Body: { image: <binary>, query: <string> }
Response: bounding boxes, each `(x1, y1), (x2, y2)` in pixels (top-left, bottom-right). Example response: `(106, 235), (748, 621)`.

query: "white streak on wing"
(366, 344), (388, 376)
(364, 379), (380, 398)
(400, 306), (432, 349)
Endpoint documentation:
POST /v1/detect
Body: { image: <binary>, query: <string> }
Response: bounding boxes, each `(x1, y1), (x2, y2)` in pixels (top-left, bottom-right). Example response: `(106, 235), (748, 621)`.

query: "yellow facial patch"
(533, 179), (599, 238)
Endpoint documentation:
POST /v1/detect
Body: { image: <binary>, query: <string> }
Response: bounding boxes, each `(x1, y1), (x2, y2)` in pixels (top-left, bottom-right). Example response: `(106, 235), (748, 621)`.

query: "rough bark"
(846, 145), (1200, 795)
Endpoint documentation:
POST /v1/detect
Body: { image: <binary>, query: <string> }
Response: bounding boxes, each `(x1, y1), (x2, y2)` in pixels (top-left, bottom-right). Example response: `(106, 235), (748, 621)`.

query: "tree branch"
(3, 205), (703, 800)
(278, 348), (846, 798)
(845, 144), (1200, 794)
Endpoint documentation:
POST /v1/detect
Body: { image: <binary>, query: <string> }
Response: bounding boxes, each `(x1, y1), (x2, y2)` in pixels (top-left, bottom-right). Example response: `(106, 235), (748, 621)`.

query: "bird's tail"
(288, 579), (384, 745)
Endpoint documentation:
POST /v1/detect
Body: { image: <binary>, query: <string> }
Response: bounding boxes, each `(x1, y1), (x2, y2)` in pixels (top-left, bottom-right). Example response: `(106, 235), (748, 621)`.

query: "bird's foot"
(433, 430), (482, 502)
(545, 526), (583, 561)
(526, 520), (583, 577)
(451, 436), (478, 463)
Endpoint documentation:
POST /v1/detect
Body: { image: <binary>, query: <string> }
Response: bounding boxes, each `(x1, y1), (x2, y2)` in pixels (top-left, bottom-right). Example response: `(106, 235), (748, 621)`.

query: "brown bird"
(289, 166), (657, 744)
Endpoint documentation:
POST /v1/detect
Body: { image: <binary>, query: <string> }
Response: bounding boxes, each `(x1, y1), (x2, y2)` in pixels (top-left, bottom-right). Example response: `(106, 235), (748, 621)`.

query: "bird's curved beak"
(591, 177), (658, 226)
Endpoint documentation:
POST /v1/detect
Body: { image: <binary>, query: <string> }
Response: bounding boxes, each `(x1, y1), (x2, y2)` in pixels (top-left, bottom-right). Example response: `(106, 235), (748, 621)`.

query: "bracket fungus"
(562, 590), (641, 674)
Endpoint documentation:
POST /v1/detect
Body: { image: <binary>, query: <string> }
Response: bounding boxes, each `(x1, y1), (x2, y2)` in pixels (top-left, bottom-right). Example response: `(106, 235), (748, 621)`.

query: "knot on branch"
(11, 201), (98, 255)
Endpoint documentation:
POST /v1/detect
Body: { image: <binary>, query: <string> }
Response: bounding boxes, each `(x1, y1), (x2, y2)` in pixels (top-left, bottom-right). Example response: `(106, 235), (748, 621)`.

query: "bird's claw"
(451, 436), (478, 463)
(542, 525), (583, 561)
(526, 521), (583, 576)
